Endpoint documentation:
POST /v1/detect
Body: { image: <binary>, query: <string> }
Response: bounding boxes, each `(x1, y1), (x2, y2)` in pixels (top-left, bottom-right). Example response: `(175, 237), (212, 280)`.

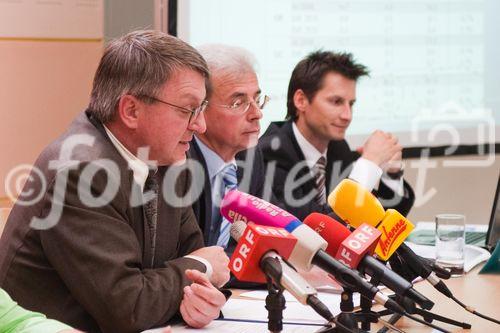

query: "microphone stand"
(261, 260), (359, 333)
(339, 289), (379, 332)
(337, 288), (363, 331)
(264, 272), (286, 333)
(315, 288), (377, 333)
(261, 257), (358, 333)
(354, 273), (391, 332)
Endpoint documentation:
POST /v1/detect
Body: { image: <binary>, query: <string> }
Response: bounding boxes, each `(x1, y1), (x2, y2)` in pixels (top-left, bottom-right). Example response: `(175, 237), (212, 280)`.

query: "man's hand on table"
(180, 269), (227, 328)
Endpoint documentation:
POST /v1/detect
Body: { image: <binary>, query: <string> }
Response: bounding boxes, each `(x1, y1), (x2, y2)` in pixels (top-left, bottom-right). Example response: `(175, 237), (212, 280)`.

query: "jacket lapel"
(188, 139), (213, 245)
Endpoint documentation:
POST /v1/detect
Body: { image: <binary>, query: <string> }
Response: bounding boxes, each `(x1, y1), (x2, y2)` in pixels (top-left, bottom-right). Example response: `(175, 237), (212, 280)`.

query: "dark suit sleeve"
(177, 205), (205, 256)
(38, 166), (206, 333)
(375, 179), (415, 217)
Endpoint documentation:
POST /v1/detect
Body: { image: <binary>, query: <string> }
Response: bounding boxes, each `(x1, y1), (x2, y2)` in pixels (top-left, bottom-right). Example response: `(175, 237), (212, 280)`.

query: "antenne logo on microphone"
(375, 210), (414, 260)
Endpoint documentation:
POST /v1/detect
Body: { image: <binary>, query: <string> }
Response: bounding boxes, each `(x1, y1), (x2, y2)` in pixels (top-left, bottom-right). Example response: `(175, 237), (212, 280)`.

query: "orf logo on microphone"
(335, 223), (381, 269)
(229, 223), (297, 283)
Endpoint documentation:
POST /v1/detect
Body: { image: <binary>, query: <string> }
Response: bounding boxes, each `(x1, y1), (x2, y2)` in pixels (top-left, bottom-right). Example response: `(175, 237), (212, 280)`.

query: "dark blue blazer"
(258, 120), (415, 221)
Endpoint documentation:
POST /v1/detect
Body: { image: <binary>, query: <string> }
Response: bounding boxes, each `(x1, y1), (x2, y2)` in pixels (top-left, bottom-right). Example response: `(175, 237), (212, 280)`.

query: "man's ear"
(293, 89), (309, 115)
(117, 95), (141, 129)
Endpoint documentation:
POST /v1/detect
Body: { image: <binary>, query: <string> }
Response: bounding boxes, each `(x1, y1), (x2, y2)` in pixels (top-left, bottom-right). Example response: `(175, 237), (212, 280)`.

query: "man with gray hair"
(0, 30), (229, 332)
(189, 44), (270, 253)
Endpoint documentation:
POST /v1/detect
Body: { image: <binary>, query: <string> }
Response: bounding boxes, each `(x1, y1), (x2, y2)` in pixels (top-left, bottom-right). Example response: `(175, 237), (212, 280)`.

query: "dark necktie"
(312, 156), (327, 205)
(143, 170), (159, 267)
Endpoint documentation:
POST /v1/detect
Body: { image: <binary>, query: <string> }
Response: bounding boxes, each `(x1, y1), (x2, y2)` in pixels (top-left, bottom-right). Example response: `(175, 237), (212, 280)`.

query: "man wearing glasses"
(188, 44), (270, 255)
(0, 31), (229, 332)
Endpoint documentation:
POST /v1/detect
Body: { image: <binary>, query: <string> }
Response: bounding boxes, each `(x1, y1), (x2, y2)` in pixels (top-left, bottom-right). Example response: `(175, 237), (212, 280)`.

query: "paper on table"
(143, 319), (321, 333)
(405, 242), (491, 272)
(412, 221), (488, 233)
(237, 290), (360, 318)
(221, 298), (329, 325)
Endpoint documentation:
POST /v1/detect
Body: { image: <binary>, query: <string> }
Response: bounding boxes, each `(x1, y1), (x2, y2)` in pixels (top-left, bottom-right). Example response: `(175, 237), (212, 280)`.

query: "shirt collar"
(195, 136), (237, 183)
(104, 125), (150, 191)
(292, 122), (328, 171)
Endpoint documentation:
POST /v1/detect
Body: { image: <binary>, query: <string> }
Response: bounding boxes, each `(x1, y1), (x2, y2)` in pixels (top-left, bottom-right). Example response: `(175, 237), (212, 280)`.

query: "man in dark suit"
(188, 44), (271, 252)
(259, 51), (415, 222)
(0, 30), (229, 333)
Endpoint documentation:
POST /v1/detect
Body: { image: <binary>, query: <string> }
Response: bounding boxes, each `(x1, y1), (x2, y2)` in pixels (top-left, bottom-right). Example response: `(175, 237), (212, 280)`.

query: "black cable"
(403, 312), (451, 333)
(409, 251), (499, 326)
(431, 269), (499, 325)
(451, 295), (500, 325)
(331, 318), (359, 333)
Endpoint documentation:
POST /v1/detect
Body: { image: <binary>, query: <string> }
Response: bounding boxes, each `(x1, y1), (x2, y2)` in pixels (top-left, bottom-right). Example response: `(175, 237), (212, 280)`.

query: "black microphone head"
(405, 288), (434, 310)
(384, 297), (406, 315)
(389, 252), (420, 282)
(425, 258), (452, 279)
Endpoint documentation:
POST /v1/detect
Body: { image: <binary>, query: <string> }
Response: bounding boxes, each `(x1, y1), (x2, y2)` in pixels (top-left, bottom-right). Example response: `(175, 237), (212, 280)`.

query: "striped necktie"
(312, 156), (327, 205)
(216, 164), (237, 248)
(143, 170), (159, 267)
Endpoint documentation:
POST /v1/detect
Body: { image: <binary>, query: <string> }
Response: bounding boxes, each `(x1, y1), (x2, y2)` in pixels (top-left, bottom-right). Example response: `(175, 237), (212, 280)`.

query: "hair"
(286, 50), (369, 121)
(88, 30), (209, 123)
(197, 44), (258, 97)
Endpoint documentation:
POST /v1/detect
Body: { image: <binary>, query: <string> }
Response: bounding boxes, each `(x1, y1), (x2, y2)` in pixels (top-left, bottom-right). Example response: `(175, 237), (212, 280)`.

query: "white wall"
(0, 40), (102, 199)
(0, 0), (157, 201)
(405, 154), (500, 225)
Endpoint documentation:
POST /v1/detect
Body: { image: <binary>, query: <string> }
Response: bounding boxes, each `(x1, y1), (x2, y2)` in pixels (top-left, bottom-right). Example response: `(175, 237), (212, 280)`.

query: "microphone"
(375, 209), (415, 261)
(228, 221), (297, 284)
(328, 179), (452, 297)
(305, 211), (351, 256)
(222, 190), (328, 271)
(221, 190), (406, 315)
(229, 221), (334, 322)
(304, 213), (433, 309)
(328, 179), (413, 261)
(328, 179), (500, 326)
(328, 177), (386, 227)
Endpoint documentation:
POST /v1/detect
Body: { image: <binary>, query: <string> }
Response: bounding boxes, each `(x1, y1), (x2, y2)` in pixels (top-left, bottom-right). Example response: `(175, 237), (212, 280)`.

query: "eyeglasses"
(216, 95), (270, 114)
(137, 94), (208, 124)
